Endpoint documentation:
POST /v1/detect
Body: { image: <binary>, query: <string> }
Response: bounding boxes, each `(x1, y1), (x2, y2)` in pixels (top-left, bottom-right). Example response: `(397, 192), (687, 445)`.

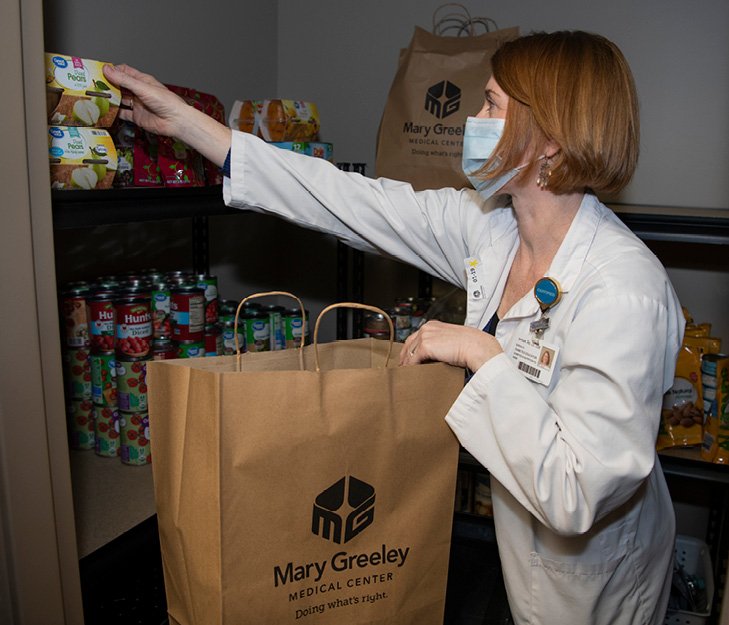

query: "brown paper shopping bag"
(375, 25), (518, 191)
(147, 294), (464, 625)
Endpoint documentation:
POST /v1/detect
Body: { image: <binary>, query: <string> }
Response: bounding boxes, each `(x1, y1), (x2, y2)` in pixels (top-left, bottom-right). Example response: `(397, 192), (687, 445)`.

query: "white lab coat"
(224, 132), (685, 624)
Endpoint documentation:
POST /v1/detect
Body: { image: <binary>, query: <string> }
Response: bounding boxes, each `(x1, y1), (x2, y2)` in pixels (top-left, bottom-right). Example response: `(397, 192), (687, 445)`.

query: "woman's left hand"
(400, 320), (503, 371)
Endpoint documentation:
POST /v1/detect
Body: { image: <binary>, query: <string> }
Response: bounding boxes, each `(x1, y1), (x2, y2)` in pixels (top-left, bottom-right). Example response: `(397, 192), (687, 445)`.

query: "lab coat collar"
(499, 193), (604, 321)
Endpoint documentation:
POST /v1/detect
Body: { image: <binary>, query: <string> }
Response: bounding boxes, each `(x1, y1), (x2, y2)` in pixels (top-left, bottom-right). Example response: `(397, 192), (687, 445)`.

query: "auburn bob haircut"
(483, 31), (640, 196)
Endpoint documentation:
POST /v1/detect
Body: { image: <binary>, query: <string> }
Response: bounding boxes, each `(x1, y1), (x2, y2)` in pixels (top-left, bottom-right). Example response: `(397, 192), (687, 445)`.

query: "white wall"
(277, 0), (729, 210)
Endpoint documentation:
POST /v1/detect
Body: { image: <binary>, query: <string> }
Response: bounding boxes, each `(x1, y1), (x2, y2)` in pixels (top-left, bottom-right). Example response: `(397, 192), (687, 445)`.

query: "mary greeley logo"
(312, 475), (374, 544)
(403, 79), (464, 156)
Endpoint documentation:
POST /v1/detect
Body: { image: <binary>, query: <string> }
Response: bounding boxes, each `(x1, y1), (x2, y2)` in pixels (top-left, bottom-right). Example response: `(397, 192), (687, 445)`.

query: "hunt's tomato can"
(61, 281), (91, 348)
(116, 354), (149, 412)
(171, 285), (205, 341)
(120, 411), (152, 466)
(90, 351), (117, 406)
(152, 338), (177, 360)
(94, 405), (120, 457)
(67, 397), (95, 450)
(63, 347), (92, 398)
(86, 290), (116, 353)
(114, 294), (153, 358)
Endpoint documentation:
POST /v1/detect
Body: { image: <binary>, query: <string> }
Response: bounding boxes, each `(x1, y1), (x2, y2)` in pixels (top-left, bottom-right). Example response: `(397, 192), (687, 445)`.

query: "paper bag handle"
(235, 291), (306, 371)
(313, 303), (394, 372)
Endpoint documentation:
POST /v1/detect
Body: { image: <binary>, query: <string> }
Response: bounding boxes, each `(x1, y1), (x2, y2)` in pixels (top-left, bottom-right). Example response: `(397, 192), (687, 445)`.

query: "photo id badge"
(511, 337), (559, 386)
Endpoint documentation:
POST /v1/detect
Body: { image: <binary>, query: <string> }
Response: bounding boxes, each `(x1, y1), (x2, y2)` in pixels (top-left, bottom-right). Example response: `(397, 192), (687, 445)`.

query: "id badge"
(511, 336), (559, 386)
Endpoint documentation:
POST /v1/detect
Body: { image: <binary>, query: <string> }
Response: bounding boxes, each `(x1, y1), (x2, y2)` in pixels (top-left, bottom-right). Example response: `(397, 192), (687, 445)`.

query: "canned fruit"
(67, 398), (95, 450)
(48, 126), (118, 190)
(64, 348), (92, 398)
(120, 411), (152, 466)
(94, 405), (120, 457)
(90, 352), (117, 406)
(116, 357), (149, 412)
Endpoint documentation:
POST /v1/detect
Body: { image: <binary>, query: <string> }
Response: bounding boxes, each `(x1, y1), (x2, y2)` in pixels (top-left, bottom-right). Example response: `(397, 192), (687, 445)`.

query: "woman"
(104, 30), (683, 624)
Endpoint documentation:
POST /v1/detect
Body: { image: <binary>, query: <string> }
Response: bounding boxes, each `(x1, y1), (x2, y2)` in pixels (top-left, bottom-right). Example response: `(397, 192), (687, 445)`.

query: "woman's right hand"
(102, 63), (232, 168)
(102, 64), (187, 139)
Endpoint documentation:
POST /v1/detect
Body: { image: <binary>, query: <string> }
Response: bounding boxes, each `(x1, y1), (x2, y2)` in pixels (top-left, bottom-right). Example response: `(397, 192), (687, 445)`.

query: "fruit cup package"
(229, 99), (320, 142)
(270, 141), (334, 161)
(45, 53), (121, 128)
(167, 84), (226, 186)
(48, 126), (118, 190)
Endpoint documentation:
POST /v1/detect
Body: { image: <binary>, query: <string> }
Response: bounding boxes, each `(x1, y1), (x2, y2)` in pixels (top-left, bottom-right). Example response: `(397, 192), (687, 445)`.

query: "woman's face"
(475, 77), (508, 120)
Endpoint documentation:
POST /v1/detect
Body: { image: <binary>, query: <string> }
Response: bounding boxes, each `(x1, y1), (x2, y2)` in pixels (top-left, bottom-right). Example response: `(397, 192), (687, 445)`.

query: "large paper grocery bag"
(147, 300), (463, 625)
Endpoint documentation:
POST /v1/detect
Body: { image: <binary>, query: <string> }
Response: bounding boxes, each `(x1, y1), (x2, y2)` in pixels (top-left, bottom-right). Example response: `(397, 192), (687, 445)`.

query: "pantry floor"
(79, 516), (513, 625)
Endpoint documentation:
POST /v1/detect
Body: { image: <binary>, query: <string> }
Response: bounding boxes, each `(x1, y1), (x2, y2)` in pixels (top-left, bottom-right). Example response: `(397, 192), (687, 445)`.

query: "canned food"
(67, 397), (95, 450)
(177, 340), (205, 358)
(116, 354), (149, 412)
(151, 281), (172, 339)
(218, 300), (238, 325)
(222, 320), (245, 355)
(364, 311), (390, 334)
(263, 305), (286, 350)
(242, 311), (271, 352)
(204, 324), (223, 356)
(120, 411), (152, 466)
(94, 276), (121, 291)
(152, 338), (178, 360)
(171, 285), (205, 341)
(90, 351), (117, 406)
(283, 309), (309, 349)
(63, 348), (92, 399)
(195, 274), (219, 325)
(94, 404), (120, 457)
(61, 281), (91, 348)
(393, 304), (412, 342)
(114, 293), (153, 358)
(86, 290), (116, 352)
(166, 270), (193, 285)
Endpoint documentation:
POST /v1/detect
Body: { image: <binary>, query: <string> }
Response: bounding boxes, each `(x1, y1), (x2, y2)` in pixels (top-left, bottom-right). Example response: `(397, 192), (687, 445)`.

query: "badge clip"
(530, 277), (562, 340)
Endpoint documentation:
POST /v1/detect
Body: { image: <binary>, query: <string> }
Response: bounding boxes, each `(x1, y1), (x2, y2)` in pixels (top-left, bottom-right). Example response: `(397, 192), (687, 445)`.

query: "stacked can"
(61, 281), (95, 450)
(283, 308), (309, 349)
(220, 299), (245, 355)
(114, 288), (153, 464)
(171, 283), (206, 358)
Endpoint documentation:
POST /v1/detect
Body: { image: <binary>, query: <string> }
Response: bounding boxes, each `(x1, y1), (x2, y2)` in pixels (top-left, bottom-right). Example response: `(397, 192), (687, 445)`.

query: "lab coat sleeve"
(445, 291), (680, 536)
(222, 130), (493, 287)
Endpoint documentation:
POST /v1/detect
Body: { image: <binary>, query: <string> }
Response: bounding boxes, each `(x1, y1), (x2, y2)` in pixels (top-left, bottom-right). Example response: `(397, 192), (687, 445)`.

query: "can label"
(284, 314), (308, 349)
(62, 293), (89, 348)
(67, 397), (95, 450)
(222, 322), (245, 355)
(204, 325), (223, 357)
(120, 411), (151, 465)
(63, 348), (91, 398)
(152, 339), (178, 360)
(171, 288), (205, 341)
(115, 298), (153, 357)
(90, 351), (117, 406)
(87, 295), (116, 352)
(94, 405), (120, 457)
(151, 284), (172, 339)
(177, 341), (204, 358)
(116, 356), (149, 412)
(196, 275), (219, 325)
(244, 315), (271, 352)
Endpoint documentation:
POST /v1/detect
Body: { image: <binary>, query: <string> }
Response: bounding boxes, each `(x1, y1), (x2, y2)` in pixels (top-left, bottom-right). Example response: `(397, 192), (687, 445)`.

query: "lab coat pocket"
(529, 549), (646, 625)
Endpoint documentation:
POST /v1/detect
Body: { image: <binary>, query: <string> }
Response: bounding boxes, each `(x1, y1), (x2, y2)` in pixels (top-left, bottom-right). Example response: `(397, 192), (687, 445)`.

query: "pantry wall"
(3, 0), (729, 624)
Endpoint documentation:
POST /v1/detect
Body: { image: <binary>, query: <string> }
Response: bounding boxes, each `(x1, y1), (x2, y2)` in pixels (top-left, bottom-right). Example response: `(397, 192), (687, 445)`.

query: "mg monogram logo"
(424, 80), (461, 119)
(312, 476), (375, 544)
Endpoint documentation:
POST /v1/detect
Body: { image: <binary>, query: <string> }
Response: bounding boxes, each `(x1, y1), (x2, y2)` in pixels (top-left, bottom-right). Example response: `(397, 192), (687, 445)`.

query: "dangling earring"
(536, 157), (552, 189)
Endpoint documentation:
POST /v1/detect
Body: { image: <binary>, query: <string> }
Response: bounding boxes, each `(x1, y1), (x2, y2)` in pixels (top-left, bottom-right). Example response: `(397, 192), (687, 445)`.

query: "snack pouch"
(111, 119), (135, 188)
(700, 355), (729, 463)
(45, 53), (121, 128)
(48, 126), (118, 190)
(229, 99), (320, 142)
(133, 130), (163, 187)
(657, 342), (704, 450)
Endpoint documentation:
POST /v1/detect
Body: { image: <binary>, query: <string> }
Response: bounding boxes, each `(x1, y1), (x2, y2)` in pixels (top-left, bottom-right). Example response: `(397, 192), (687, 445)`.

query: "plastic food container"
(664, 535), (714, 625)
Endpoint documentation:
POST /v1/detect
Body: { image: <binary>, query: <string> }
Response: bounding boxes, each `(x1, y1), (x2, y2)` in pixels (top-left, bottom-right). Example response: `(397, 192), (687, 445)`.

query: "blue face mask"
(462, 116), (524, 199)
